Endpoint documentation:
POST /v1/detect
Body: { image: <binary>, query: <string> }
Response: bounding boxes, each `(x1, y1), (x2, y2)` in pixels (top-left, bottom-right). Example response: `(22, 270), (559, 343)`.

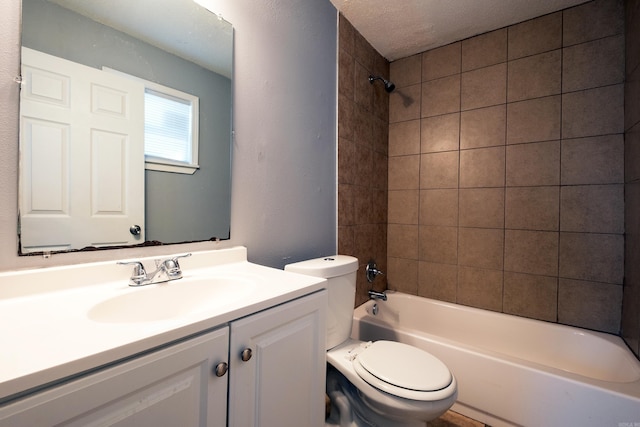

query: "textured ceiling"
(330, 0), (590, 61)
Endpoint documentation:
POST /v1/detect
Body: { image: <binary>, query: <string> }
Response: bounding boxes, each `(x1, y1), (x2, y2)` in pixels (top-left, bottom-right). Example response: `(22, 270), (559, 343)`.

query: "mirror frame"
(18, 0), (234, 256)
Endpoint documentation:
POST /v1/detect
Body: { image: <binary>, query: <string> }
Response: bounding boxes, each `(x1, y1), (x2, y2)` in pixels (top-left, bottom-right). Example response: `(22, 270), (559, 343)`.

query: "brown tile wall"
(337, 16), (389, 306)
(387, 0), (625, 334)
(623, 0), (640, 357)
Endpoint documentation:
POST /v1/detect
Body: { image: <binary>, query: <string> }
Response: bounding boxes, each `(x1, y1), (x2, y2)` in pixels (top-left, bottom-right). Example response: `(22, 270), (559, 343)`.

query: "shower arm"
(368, 75), (395, 93)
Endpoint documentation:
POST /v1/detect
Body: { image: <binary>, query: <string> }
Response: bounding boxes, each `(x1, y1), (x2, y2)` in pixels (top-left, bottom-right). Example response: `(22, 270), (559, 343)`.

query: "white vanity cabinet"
(228, 291), (326, 427)
(0, 326), (230, 427)
(0, 290), (326, 427)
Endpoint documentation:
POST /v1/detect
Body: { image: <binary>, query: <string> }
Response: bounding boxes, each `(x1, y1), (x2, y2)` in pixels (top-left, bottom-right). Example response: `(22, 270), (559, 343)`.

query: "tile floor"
(427, 410), (489, 427)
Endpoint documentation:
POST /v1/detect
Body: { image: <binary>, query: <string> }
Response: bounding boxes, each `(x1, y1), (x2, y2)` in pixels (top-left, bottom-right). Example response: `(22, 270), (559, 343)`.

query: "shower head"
(368, 75), (395, 93)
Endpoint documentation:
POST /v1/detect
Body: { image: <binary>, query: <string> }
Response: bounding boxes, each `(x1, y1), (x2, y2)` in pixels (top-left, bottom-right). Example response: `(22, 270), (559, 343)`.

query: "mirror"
(19, 0), (233, 254)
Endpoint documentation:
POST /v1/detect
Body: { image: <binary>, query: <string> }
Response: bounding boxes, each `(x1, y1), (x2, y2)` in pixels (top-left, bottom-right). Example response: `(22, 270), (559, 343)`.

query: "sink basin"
(88, 276), (256, 323)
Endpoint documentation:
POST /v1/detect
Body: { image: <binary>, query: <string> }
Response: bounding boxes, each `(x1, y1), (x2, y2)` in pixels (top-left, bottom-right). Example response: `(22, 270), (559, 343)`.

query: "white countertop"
(0, 247), (326, 402)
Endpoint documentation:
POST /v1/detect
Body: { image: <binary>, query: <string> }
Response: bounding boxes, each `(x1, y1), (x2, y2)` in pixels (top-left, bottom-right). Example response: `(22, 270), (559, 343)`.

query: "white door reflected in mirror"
(20, 47), (145, 253)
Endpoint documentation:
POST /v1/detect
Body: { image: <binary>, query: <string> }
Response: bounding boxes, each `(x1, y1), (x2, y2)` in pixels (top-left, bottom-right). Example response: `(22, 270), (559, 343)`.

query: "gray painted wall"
(0, 0), (337, 271)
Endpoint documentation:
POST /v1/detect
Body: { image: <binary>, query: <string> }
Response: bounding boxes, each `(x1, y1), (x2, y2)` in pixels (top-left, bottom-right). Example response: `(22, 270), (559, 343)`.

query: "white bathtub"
(351, 292), (640, 427)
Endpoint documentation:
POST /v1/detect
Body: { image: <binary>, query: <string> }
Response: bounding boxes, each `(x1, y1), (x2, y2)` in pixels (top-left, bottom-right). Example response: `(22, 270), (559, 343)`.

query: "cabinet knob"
(214, 362), (228, 377)
(241, 348), (252, 362)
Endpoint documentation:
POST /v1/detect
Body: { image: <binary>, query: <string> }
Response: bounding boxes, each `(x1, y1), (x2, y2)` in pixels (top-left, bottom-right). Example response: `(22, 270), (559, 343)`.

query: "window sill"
(145, 160), (199, 175)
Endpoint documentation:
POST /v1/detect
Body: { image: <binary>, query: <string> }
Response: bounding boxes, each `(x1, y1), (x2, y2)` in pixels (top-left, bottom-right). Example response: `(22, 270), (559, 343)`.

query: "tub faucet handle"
(366, 260), (384, 283)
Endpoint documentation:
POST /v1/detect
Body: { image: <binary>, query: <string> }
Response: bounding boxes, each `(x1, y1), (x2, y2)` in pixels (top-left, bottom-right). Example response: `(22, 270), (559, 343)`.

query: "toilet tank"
(285, 255), (358, 350)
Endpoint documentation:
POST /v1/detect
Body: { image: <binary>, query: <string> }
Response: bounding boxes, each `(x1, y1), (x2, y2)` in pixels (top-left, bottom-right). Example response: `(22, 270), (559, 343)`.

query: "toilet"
(285, 256), (457, 426)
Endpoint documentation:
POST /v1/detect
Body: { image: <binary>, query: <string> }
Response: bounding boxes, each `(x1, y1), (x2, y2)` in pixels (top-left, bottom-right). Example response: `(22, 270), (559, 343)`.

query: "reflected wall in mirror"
(19, 0), (233, 254)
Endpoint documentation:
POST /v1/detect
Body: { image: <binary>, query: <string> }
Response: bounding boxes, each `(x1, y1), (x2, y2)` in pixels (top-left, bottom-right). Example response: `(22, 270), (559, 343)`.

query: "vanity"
(0, 247), (328, 426)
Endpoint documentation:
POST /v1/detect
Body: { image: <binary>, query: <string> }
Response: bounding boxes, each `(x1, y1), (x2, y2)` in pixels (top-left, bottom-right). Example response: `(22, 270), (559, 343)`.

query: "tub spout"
(368, 290), (387, 301)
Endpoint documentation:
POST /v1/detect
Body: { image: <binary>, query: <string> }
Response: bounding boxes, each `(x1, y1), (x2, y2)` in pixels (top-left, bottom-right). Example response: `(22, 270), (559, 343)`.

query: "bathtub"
(351, 292), (640, 427)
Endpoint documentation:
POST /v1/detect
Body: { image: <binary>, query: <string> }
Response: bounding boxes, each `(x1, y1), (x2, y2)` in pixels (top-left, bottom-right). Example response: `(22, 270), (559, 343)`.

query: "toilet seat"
(352, 341), (453, 401)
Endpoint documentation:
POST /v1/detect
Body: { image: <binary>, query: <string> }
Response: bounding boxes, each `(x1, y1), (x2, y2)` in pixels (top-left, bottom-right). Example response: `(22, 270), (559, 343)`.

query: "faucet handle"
(365, 260), (384, 283)
(173, 253), (192, 262)
(163, 253), (192, 278)
(117, 261), (147, 285)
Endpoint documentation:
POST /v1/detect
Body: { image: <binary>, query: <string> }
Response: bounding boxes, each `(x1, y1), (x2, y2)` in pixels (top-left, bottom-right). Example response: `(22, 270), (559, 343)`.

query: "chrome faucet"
(368, 290), (387, 301)
(118, 253), (192, 286)
(365, 259), (387, 301)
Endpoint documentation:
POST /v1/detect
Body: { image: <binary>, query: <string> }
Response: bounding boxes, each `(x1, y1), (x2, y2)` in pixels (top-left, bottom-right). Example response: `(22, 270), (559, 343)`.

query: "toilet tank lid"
(285, 255), (358, 278)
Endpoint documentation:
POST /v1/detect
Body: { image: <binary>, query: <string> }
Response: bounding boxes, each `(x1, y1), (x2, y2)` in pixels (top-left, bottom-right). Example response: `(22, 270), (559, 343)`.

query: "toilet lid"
(355, 341), (452, 394)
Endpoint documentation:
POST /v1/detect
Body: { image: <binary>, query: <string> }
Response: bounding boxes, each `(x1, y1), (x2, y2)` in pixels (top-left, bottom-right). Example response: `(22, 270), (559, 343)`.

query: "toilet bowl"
(327, 339), (457, 425)
(285, 256), (457, 426)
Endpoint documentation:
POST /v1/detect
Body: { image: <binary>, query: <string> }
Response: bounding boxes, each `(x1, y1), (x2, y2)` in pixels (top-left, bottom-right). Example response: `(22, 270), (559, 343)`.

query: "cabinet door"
(0, 327), (229, 427)
(228, 291), (327, 427)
